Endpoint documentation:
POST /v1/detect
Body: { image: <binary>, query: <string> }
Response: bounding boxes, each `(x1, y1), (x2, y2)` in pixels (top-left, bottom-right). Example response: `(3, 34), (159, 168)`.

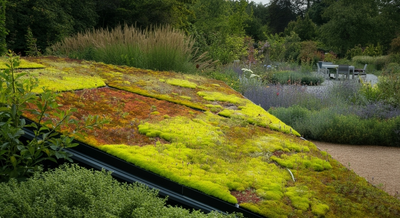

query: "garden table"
(322, 64), (355, 79)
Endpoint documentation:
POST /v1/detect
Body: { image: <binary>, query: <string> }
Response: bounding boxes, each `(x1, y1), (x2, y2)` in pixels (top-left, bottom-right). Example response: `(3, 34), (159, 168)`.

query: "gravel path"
(312, 140), (400, 198)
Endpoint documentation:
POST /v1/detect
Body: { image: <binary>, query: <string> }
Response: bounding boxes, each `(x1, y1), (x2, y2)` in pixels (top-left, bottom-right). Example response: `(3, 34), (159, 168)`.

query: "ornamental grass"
(47, 24), (215, 73)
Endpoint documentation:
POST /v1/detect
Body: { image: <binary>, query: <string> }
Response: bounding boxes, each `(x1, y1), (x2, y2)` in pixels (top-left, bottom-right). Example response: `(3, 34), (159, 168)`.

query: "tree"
(245, 2), (270, 41)
(98, 0), (195, 31)
(376, 0), (400, 51)
(5, 0), (98, 54)
(284, 13), (317, 41)
(319, 0), (380, 55)
(266, 0), (297, 34)
(0, 0), (6, 55)
(307, 0), (329, 26)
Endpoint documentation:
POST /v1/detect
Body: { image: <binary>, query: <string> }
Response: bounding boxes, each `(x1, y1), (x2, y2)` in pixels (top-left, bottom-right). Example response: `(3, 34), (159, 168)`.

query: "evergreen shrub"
(0, 164), (239, 218)
(270, 71), (324, 85)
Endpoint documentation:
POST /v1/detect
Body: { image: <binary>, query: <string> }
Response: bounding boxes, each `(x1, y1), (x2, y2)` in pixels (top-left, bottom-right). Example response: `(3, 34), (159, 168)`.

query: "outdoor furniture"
(316, 62), (329, 78)
(322, 63), (355, 79)
(353, 64), (367, 80)
(336, 65), (351, 80)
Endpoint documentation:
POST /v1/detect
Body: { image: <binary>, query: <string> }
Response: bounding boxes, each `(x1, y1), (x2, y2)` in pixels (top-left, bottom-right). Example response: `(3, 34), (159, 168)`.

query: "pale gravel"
(312, 140), (400, 197)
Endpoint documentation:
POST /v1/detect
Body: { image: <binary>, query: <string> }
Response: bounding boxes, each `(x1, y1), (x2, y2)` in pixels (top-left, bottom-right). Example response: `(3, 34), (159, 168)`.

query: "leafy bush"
(265, 32), (301, 62)
(382, 62), (400, 74)
(376, 72), (400, 107)
(346, 44), (363, 59)
(352, 55), (389, 70)
(208, 34), (247, 65)
(203, 66), (241, 92)
(346, 44), (383, 59)
(269, 71), (324, 85)
(323, 51), (337, 62)
(297, 41), (322, 65)
(0, 52), (107, 182)
(0, 164), (239, 218)
(390, 35), (400, 54)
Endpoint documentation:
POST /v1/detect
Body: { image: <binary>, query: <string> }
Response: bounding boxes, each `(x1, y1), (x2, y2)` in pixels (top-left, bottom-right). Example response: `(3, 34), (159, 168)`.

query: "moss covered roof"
(16, 56), (400, 217)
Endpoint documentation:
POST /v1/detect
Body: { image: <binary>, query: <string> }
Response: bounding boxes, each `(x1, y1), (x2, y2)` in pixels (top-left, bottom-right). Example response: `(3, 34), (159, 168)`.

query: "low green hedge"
(268, 71), (324, 86)
(269, 106), (400, 146)
(0, 164), (240, 218)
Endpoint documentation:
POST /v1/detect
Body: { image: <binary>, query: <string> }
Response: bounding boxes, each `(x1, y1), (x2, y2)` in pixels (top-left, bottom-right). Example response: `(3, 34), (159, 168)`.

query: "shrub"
(352, 55), (389, 70)
(382, 62), (400, 75)
(249, 78), (400, 146)
(362, 43), (383, 57)
(269, 106), (400, 146)
(265, 32), (301, 62)
(376, 72), (400, 107)
(204, 66), (241, 92)
(0, 164), (238, 218)
(346, 44), (363, 59)
(269, 71), (324, 86)
(323, 51), (337, 62)
(390, 35), (400, 54)
(0, 52), (107, 182)
(244, 83), (335, 111)
(349, 101), (400, 120)
(297, 41), (322, 65)
(346, 44), (383, 59)
(320, 115), (399, 146)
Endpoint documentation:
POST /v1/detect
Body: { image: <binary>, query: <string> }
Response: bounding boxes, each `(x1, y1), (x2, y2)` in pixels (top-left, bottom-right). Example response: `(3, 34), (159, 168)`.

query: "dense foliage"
(0, 52), (107, 182)
(2, 0), (400, 62)
(0, 164), (239, 218)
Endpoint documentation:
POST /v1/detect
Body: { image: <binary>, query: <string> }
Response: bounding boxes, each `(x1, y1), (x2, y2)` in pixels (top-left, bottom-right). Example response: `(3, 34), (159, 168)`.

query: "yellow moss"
(150, 111), (160, 115)
(180, 95), (192, 100)
(271, 153), (331, 171)
(285, 186), (311, 211)
(241, 203), (261, 214)
(205, 104), (223, 109)
(311, 199), (330, 216)
(197, 91), (244, 104)
(197, 85), (209, 90)
(166, 78), (197, 88)
(138, 116), (224, 147)
(219, 101), (300, 136)
(0, 58), (45, 69)
(256, 189), (284, 200)
(31, 75), (105, 93)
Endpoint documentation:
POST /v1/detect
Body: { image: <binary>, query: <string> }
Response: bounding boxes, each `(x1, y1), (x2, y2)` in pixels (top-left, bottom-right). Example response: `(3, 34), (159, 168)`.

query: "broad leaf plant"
(0, 51), (108, 181)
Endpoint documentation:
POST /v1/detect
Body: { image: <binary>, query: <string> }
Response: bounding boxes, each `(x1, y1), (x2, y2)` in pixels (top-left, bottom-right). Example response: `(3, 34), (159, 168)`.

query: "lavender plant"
(244, 71), (400, 146)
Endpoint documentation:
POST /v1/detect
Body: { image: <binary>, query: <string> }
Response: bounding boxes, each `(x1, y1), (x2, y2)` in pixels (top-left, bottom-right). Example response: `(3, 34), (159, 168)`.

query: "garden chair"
(317, 62), (329, 78)
(353, 64), (367, 80)
(336, 65), (350, 80)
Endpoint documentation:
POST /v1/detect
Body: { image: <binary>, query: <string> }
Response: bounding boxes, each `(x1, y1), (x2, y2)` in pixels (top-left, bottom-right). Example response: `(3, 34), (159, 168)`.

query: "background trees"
(6, 0), (98, 54)
(1, 0), (400, 60)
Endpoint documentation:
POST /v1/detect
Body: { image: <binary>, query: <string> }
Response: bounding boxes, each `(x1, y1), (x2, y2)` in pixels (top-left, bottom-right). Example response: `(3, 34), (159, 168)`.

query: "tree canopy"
(2, 0), (400, 58)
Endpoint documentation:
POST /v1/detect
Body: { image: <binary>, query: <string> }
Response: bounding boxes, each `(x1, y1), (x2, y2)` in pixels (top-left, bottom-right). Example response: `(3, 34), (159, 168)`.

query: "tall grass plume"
(47, 24), (214, 73)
